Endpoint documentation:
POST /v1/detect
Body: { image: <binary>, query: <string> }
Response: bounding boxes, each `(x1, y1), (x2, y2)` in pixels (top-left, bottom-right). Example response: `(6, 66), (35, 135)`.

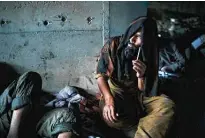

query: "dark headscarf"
(116, 16), (159, 96)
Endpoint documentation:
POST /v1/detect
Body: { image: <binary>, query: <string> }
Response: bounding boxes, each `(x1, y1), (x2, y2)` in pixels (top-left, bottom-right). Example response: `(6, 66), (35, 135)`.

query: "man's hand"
(97, 77), (118, 123)
(103, 96), (118, 123)
(132, 60), (146, 78)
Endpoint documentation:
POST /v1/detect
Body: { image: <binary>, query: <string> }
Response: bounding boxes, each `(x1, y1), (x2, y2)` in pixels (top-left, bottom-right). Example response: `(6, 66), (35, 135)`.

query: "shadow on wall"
(0, 62), (56, 105)
(0, 62), (20, 93)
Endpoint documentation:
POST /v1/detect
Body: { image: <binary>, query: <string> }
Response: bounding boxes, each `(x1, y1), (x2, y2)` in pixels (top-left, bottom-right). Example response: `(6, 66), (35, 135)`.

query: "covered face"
(116, 16), (159, 96)
(117, 17), (147, 61)
(129, 31), (143, 47)
(124, 29), (143, 59)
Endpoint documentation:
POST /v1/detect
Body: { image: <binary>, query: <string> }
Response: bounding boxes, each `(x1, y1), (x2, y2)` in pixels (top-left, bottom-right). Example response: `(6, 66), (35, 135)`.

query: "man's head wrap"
(115, 16), (159, 96)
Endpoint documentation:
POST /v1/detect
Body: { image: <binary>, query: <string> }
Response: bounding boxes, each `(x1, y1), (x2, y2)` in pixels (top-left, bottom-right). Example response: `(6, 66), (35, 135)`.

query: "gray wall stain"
(24, 40), (29, 46)
(40, 51), (56, 60)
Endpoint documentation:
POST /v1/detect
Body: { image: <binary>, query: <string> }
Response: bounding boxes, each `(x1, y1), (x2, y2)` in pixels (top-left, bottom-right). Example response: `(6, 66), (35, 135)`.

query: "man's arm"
(97, 76), (112, 102)
(7, 105), (30, 138)
(138, 77), (145, 91)
(132, 60), (146, 91)
(97, 76), (117, 123)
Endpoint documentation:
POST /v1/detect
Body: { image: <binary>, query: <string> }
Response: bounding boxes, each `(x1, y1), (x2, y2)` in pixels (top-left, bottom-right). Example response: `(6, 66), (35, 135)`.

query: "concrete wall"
(110, 1), (147, 37)
(0, 1), (147, 93)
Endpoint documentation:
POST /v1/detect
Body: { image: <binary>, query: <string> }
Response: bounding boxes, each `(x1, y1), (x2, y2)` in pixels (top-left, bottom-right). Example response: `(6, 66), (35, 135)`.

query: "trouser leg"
(134, 95), (175, 138)
(36, 106), (80, 138)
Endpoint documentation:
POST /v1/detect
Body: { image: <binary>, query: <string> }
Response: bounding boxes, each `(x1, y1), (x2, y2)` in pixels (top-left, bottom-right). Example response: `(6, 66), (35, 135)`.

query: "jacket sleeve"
(95, 40), (110, 79)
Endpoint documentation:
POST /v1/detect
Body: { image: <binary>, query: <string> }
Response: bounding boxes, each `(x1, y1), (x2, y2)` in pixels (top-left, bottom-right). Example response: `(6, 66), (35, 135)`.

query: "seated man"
(0, 70), (79, 138)
(95, 16), (175, 138)
(159, 37), (185, 77)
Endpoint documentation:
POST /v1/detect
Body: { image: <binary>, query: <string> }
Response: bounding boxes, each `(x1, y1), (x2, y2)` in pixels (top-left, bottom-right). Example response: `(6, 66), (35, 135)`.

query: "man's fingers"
(133, 66), (138, 72)
(133, 66), (143, 74)
(133, 61), (146, 69)
(103, 111), (107, 121)
(133, 64), (145, 72)
(137, 60), (144, 65)
(133, 66), (143, 77)
(107, 108), (114, 122)
(103, 105), (118, 123)
(132, 60), (146, 69)
(110, 106), (117, 121)
(133, 59), (144, 65)
(103, 107), (109, 122)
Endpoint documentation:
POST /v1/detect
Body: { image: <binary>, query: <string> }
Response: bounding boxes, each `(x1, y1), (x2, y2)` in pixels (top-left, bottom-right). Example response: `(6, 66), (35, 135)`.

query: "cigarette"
(136, 47), (141, 60)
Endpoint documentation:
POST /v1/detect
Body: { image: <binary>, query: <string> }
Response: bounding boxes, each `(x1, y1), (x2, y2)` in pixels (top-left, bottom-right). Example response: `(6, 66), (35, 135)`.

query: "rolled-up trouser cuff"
(52, 123), (80, 136)
(11, 96), (31, 110)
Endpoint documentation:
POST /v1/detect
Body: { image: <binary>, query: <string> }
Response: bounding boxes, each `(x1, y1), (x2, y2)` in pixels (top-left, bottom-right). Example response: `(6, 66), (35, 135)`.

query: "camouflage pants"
(0, 72), (42, 138)
(0, 72), (80, 138)
(36, 106), (80, 138)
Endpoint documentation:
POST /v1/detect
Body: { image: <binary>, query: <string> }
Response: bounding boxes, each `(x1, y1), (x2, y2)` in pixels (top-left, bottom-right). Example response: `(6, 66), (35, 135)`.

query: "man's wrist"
(138, 76), (145, 79)
(104, 96), (114, 106)
(104, 94), (113, 100)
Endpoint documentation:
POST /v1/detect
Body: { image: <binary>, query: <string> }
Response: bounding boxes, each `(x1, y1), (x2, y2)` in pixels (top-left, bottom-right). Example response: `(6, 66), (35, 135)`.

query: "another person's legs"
(36, 107), (80, 138)
(134, 95), (175, 138)
(0, 71), (42, 138)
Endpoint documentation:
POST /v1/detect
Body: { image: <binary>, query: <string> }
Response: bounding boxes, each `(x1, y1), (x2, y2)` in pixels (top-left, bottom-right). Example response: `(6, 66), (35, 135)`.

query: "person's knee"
(22, 71), (42, 85)
(55, 109), (80, 136)
(18, 71), (42, 96)
(159, 96), (176, 117)
(11, 72), (42, 110)
(38, 108), (80, 137)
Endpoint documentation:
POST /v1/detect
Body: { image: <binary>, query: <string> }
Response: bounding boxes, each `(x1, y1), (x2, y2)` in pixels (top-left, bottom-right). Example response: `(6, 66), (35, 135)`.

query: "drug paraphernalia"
(136, 47), (141, 60)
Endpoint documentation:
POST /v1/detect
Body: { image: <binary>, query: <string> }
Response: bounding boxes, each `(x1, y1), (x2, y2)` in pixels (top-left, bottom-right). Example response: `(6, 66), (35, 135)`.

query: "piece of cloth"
(45, 86), (83, 108)
(159, 38), (185, 73)
(0, 71), (42, 138)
